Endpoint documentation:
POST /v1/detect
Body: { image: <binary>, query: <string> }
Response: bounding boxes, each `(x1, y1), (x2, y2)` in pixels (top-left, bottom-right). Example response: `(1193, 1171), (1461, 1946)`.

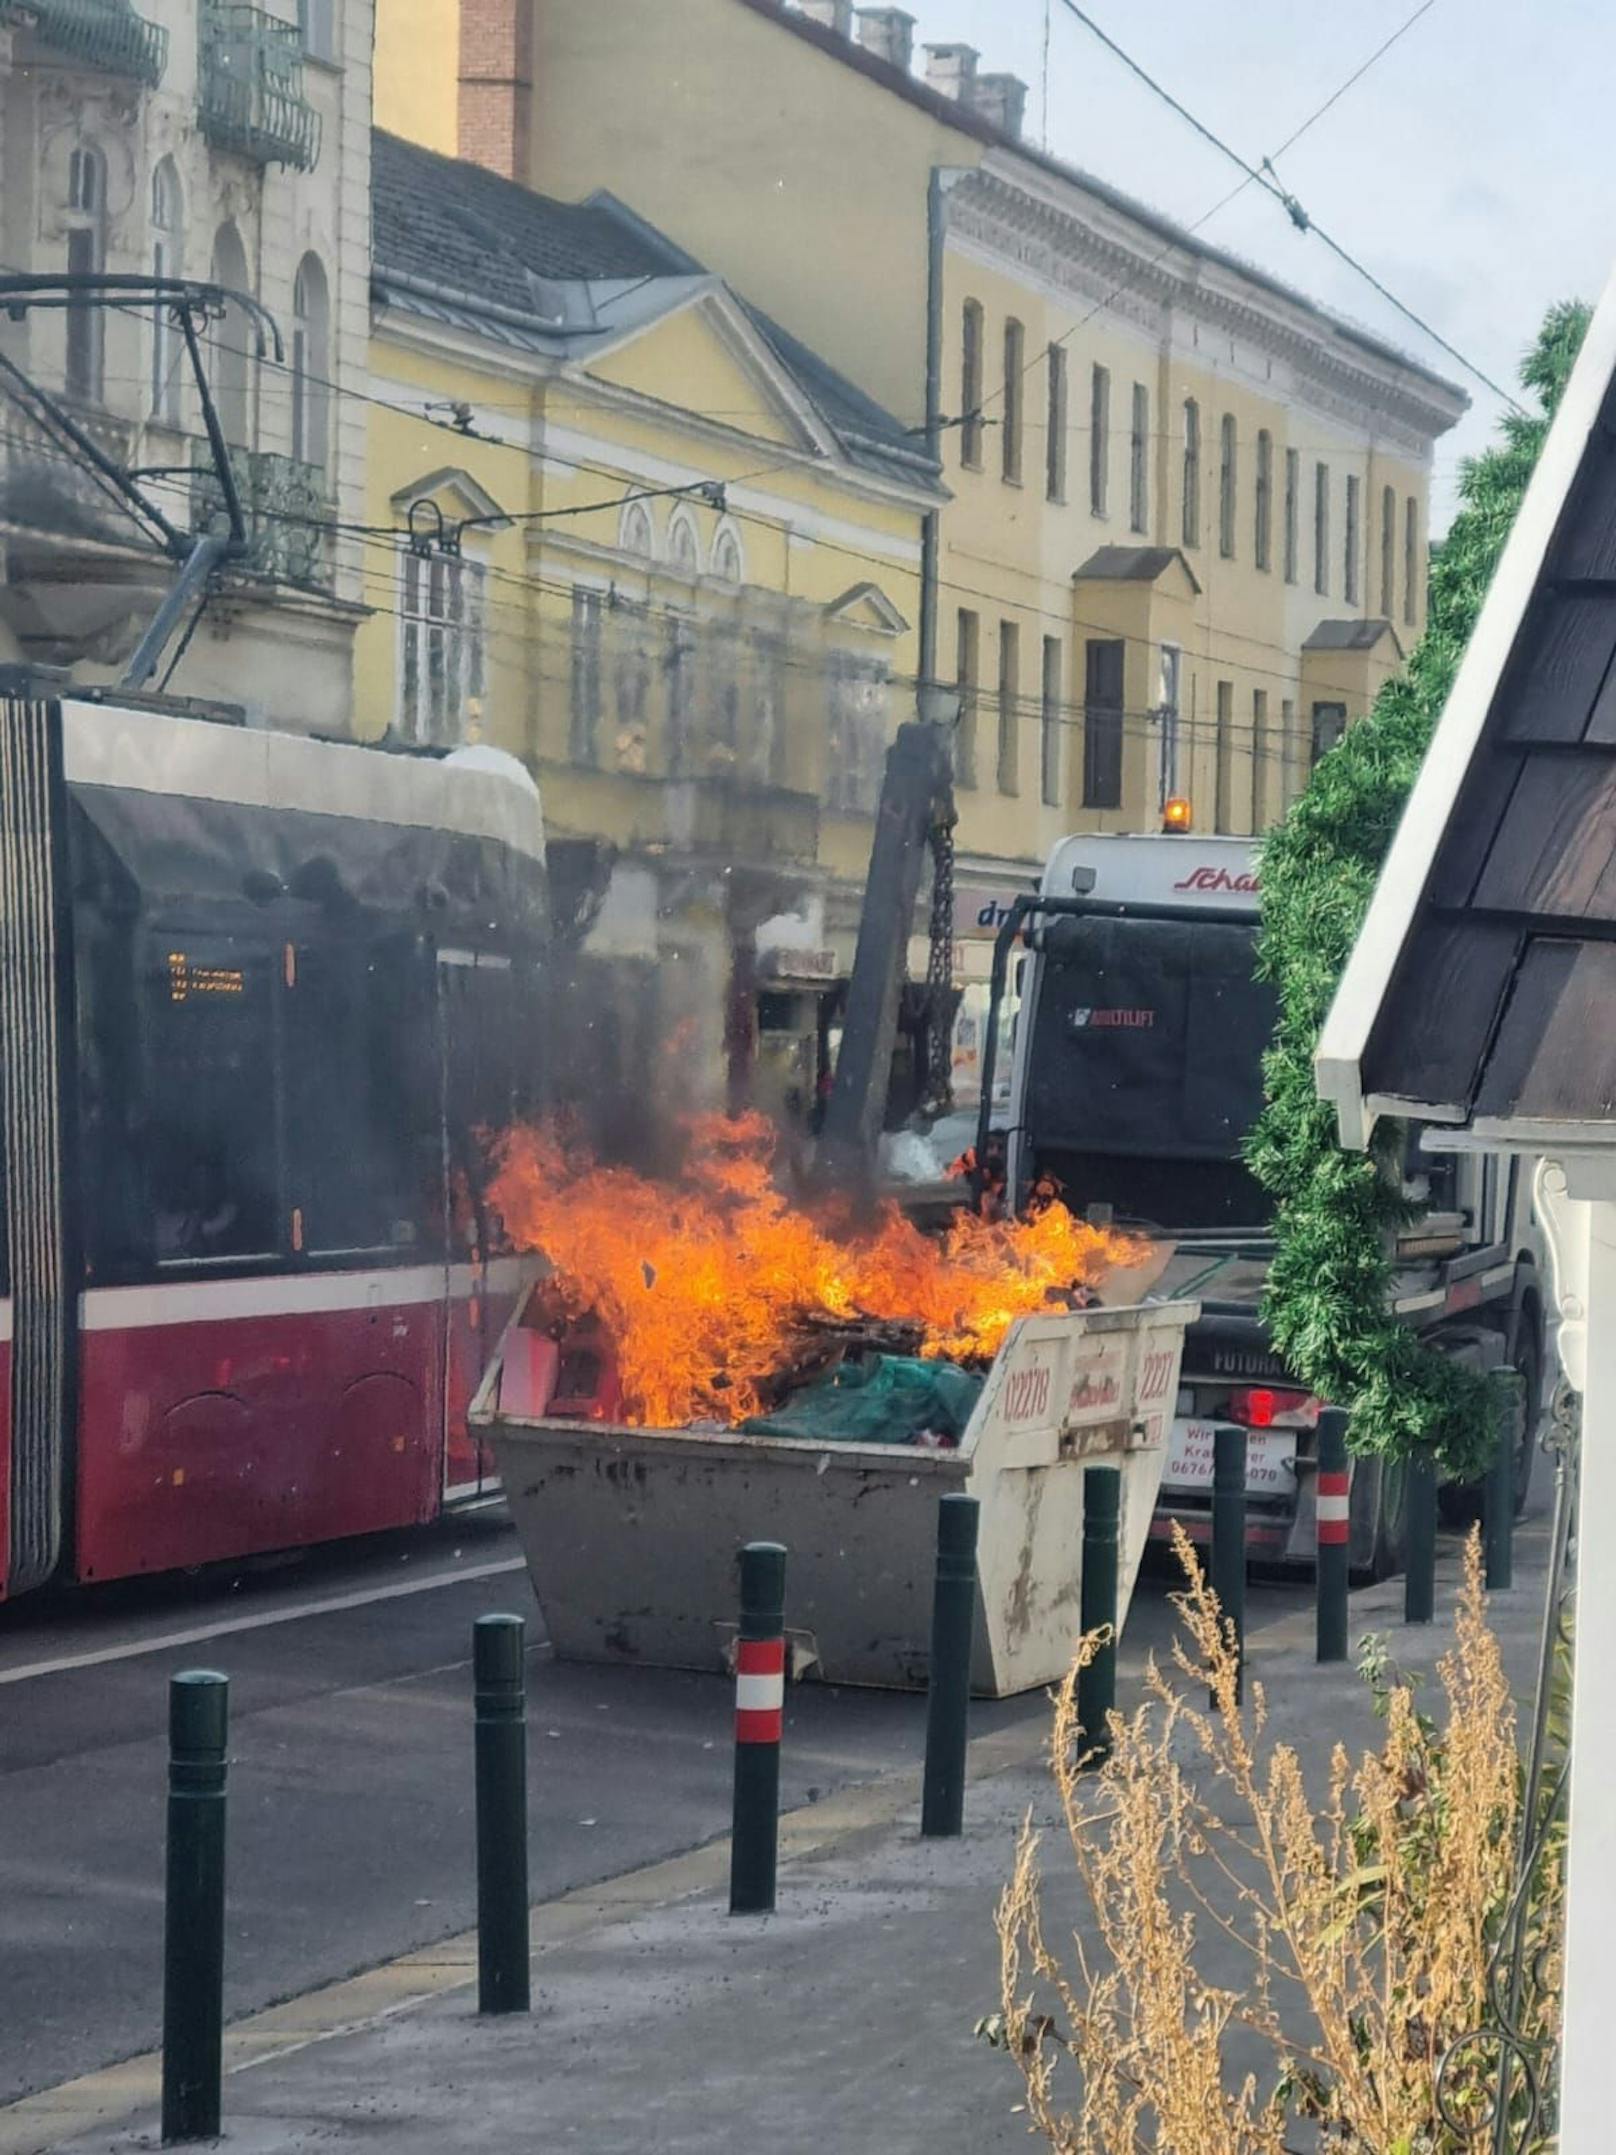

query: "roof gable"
(580, 286), (830, 458)
(1075, 544), (1200, 596)
(824, 581), (910, 635)
(1317, 269), (1616, 1151)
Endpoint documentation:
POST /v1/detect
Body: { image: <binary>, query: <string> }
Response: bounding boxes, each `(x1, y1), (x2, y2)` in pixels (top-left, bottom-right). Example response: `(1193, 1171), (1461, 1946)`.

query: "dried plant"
(990, 1528), (1563, 2152)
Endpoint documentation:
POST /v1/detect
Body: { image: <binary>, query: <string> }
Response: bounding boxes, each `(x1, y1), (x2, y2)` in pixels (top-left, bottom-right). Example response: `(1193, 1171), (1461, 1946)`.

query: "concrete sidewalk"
(18, 1520), (1558, 2155)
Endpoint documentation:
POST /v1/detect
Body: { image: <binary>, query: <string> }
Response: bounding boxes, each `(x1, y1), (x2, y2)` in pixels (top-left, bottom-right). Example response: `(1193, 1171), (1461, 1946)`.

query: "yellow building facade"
(358, 131), (942, 1137)
(375, 0), (1464, 1107)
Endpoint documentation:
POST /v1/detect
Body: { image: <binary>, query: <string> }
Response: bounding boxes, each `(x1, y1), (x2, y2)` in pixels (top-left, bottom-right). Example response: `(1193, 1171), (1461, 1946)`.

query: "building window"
(290, 253), (330, 473)
(1404, 496), (1419, 625)
(1045, 344), (1067, 503)
(1312, 701), (1347, 766)
(612, 598), (651, 771)
(1281, 697), (1296, 802)
(151, 158), (184, 424)
(210, 222), (252, 449)
(1129, 383), (1149, 534)
(1250, 688), (1268, 832)
(619, 498), (655, 559)
(1156, 644), (1181, 810)
(667, 508), (701, 577)
(960, 299), (984, 469)
(1344, 473), (1361, 605)
(955, 606), (979, 789)
(1280, 448), (1298, 584)
(664, 611), (697, 775)
(1089, 363), (1110, 516)
(1082, 638), (1124, 810)
(1380, 487), (1396, 617)
(827, 653), (889, 812)
(569, 587), (603, 766)
(1002, 318), (1024, 483)
(1218, 414), (1241, 560)
(1181, 398), (1201, 548)
(65, 144), (107, 402)
(299, 0), (336, 62)
(1313, 462), (1330, 597)
(1254, 429), (1272, 572)
(1040, 635), (1063, 807)
(399, 551), (485, 748)
(712, 521), (744, 584)
(1214, 679), (1234, 831)
(996, 619), (1020, 792)
(753, 632), (786, 785)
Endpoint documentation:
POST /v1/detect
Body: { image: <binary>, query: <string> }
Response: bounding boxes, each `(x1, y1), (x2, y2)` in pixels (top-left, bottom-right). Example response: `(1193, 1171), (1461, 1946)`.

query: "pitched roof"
(370, 131), (938, 493)
(1316, 270), (1616, 1151)
(1302, 618), (1401, 653)
(1074, 544), (1197, 587)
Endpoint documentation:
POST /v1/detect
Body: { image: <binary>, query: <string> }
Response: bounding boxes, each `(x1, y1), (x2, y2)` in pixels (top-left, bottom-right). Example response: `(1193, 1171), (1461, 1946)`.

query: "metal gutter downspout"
(918, 165), (954, 688)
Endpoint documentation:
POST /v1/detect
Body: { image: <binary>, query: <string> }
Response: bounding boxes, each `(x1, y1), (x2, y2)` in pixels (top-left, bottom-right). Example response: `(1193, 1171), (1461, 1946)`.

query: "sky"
(905, 0), (1615, 529)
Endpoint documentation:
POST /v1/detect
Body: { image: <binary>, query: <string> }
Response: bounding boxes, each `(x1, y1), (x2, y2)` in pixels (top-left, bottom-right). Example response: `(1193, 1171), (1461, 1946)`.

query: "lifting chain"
(923, 809), (956, 1117)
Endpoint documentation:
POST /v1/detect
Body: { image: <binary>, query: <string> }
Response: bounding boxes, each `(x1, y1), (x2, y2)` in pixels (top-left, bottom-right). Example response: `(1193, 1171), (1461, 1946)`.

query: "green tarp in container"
(741, 1354), (983, 1447)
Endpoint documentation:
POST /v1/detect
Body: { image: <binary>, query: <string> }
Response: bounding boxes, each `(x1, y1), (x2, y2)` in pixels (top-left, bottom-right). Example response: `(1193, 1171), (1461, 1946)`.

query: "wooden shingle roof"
(1317, 273), (1616, 1151)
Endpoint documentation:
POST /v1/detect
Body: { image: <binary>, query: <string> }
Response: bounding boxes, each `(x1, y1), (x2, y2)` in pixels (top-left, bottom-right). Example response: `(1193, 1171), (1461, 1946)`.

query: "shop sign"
(760, 946), (838, 983)
(954, 888), (1034, 940)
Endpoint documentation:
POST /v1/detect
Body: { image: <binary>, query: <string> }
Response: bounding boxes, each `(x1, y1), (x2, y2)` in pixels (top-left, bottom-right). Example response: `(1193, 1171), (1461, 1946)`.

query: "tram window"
(439, 952), (530, 1258)
(285, 938), (432, 1256)
(146, 939), (282, 1264)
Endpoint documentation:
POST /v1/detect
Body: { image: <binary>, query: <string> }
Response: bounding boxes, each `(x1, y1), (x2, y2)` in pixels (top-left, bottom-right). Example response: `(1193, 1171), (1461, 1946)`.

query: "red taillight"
(1229, 1385), (1316, 1429)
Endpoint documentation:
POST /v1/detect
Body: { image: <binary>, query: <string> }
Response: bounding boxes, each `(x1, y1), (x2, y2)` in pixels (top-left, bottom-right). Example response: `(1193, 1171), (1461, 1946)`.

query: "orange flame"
(488, 1114), (1146, 1428)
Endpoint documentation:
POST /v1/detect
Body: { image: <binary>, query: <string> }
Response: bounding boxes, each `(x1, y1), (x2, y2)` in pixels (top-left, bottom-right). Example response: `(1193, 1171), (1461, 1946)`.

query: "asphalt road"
(0, 1512), (1311, 2104)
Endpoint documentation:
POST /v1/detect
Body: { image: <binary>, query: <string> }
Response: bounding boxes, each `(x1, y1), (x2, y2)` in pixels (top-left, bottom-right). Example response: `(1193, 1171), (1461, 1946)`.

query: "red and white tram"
(0, 692), (549, 1601)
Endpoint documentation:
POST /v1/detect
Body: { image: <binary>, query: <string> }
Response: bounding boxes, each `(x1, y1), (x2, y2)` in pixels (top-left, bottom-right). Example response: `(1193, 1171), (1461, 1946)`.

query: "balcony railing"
(190, 440), (333, 588)
(0, 400), (139, 543)
(198, 4), (320, 171)
(0, 0), (167, 85)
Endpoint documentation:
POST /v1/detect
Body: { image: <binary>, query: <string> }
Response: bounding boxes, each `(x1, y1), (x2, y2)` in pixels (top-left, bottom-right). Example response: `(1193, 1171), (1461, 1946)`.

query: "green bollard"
(473, 1614), (531, 2014)
(1316, 1409), (1351, 1664)
(1076, 1465), (1120, 1768)
(161, 1670), (229, 2147)
(921, 1493), (980, 1837)
(1211, 1426), (1247, 1705)
(1484, 1386), (1516, 1592)
(1405, 1453), (1438, 1624)
(730, 1542), (787, 1915)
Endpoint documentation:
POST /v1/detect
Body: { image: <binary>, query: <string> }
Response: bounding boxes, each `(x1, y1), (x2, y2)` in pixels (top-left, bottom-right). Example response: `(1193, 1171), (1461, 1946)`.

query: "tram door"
(436, 947), (530, 1503)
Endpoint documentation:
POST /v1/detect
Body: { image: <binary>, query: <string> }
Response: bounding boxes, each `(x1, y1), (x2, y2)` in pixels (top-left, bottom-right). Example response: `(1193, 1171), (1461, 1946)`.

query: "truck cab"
(990, 829), (1543, 1577)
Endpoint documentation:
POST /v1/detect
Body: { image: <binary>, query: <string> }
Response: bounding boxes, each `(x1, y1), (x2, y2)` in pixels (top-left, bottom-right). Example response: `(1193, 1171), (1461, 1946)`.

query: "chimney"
(797, 0), (854, 35)
(922, 41), (978, 102)
(972, 71), (1028, 140)
(457, 0), (533, 181)
(855, 7), (914, 70)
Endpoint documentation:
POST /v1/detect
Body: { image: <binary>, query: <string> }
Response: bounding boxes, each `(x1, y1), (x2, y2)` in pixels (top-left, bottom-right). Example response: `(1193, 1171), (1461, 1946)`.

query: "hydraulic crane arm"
(816, 719), (955, 1193)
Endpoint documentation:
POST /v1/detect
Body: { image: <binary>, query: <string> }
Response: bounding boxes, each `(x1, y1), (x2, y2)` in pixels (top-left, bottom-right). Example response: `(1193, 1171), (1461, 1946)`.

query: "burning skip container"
(471, 1290), (1199, 1697)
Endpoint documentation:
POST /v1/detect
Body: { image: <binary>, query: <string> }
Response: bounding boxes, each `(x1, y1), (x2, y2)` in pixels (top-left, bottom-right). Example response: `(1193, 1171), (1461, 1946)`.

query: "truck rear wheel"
(1348, 1454), (1408, 1586)
(1438, 1307), (1542, 1526)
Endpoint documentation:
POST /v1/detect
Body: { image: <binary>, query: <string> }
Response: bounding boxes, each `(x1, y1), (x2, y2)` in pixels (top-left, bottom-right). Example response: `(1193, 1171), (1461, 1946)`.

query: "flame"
(488, 1114), (1146, 1429)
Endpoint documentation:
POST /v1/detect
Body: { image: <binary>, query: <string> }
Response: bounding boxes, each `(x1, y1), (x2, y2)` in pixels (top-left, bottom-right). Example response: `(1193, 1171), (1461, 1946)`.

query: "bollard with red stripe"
(1316, 1408), (1350, 1663)
(730, 1541), (787, 1915)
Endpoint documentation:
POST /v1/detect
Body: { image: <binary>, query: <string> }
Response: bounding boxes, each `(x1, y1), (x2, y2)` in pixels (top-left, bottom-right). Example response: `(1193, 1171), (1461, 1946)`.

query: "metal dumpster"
(471, 1292), (1199, 1697)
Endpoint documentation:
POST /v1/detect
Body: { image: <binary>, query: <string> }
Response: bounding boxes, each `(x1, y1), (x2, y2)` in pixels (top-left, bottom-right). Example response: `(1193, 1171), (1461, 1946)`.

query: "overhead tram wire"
(1051, 0), (1521, 416)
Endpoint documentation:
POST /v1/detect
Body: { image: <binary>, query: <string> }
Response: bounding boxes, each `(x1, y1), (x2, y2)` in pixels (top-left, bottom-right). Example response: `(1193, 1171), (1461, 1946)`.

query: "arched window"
(618, 498), (655, 558)
(210, 222), (251, 449)
(711, 522), (744, 584)
(667, 508), (701, 577)
(1181, 398), (1201, 548)
(151, 159), (183, 423)
(64, 144), (107, 402)
(291, 252), (330, 473)
(1380, 485), (1397, 616)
